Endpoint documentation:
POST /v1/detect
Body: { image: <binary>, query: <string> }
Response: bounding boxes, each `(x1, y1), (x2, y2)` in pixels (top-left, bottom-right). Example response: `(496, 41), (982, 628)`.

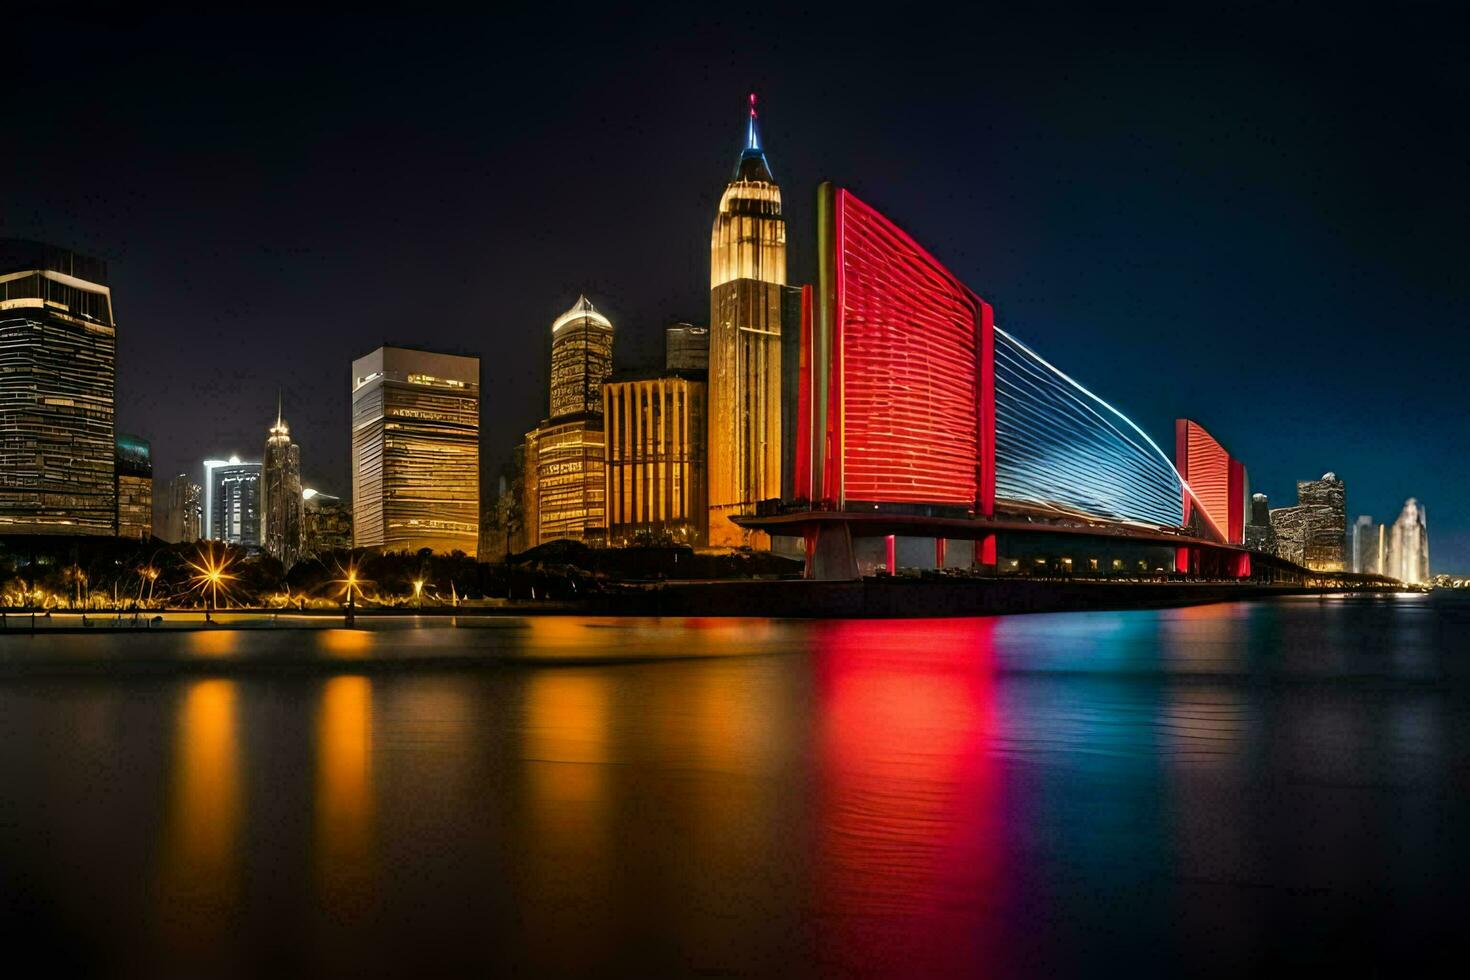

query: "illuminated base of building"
(735, 508), (1277, 583)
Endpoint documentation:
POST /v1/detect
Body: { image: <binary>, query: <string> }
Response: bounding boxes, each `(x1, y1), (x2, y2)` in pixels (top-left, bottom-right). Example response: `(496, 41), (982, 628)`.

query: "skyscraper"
(549, 295), (614, 418)
(262, 397), (304, 568)
(520, 297), (613, 547)
(204, 457), (262, 546)
(163, 473), (202, 543)
(1353, 515), (1385, 575)
(1269, 472), (1347, 571)
(708, 94), (787, 548)
(0, 240), (117, 535)
(351, 346), (479, 555)
(1387, 498), (1429, 584)
(115, 434), (152, 540)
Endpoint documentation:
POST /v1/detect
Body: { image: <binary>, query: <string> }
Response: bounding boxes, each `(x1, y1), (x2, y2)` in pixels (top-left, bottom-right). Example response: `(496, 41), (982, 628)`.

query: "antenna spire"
(746, 92), (761, 151)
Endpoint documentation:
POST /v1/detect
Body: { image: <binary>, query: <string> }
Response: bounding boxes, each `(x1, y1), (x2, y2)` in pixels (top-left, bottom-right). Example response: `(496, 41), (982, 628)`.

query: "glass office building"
(204, 457), (262, 547)
(351, 346), (479, 555)
(0, 240), (117, 535)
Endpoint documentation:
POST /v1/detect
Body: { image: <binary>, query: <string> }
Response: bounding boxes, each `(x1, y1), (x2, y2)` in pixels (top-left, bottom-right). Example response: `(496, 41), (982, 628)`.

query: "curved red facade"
(1175, 419), (1246, 544)
(799, 186), (994, 514)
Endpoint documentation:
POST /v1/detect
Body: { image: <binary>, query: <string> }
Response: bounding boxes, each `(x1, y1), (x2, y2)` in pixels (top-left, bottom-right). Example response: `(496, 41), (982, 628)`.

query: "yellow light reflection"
(158, 679), (241, 950)
(188, 628), (239, 658)
(315, 676), (375, 911)
(320, 628), (372, 658)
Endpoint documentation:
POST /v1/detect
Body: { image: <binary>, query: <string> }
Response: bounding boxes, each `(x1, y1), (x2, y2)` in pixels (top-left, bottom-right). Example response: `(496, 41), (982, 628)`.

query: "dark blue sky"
(7, 8), (1466, 567)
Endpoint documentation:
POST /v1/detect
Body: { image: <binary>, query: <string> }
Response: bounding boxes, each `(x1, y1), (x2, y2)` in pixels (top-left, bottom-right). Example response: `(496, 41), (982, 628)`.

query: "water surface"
(2, 594), (1467, 977)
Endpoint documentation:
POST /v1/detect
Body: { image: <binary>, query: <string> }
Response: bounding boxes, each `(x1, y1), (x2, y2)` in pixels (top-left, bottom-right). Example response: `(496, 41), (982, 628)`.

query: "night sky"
(7, 9), (1466, 567)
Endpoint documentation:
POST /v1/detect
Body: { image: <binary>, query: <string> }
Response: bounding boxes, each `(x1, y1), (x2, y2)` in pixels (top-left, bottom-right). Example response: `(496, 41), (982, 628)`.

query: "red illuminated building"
(744, 183), (1268, 582)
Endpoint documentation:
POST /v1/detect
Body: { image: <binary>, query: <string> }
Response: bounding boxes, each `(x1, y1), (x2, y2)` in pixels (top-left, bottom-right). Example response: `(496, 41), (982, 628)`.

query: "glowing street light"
(413, 579), (425, 610)
(186, 544), (237, 623)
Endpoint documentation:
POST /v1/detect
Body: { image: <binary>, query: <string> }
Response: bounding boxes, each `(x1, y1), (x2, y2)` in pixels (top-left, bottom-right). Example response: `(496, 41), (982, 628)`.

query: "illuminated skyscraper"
(1387, 498), (1429, 584)
(708, 94), (786, 548)
(262, 397), (304, 567)
(520, 297), (613, 547)
(1269, 472), (1347, 571)
(163, 473), (202, 543)
(351, 346), (480, 556)
(0, 240), (117, 535)
(204, 457), (262, 546)
(115, 434), (152, 540)
(550, 295), (614, 418)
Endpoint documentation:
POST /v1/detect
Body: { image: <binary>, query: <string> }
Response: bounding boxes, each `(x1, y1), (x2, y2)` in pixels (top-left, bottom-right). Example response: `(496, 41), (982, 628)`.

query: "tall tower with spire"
(262, 392), (304, 568)
(708, 93), (787, 548)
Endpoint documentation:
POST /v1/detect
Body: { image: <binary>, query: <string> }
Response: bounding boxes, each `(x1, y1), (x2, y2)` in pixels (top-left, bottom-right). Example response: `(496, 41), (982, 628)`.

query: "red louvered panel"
(835, 190), (981, 507)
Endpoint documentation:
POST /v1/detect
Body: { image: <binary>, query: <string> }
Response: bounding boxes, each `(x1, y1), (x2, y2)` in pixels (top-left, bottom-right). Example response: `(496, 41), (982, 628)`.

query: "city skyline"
(4, 11), (1465, 566)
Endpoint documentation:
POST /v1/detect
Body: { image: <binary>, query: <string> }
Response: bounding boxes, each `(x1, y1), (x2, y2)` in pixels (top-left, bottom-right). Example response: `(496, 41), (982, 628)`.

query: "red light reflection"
(813, 618), (1008, 976)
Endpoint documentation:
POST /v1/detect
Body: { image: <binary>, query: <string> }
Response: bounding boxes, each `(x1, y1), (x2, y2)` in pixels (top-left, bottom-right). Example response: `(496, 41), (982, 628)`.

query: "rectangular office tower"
(204, 457), (262, 546)
(115, 433), (152, 540)
(351, 346), (479, 556)
(0, 240), (117, 535)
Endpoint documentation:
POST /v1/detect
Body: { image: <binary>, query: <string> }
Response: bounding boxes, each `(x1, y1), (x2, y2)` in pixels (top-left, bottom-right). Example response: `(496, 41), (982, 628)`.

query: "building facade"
(1353, 515), (1385, 575)
(204, 457), (262, 546)
(351, 346), (480, 555)
(262, 400), (305, 567)
(303, 489), (352, 557)
(163, 473), (202, 543)
(115, 434), (152, 540)
(708, 95), (787, 548)
(604, 373), (708, 546)
(520, 297), (613, 548)
(1386, 498), (1429, 584)
(0, 240), (117, 535)
(1269, 472), (1347, 572)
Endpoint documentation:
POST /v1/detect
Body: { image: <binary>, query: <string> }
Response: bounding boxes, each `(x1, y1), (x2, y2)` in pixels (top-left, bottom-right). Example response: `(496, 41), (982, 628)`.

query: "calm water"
(2, 595), (1468, 977)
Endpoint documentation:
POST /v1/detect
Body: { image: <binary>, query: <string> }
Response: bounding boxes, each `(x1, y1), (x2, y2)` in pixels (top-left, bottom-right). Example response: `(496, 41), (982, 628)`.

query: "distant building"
(520, 297), (613, 548)
(0, 240), (117, 535)
(664, 322), (709, 373)
(351, 346), (479, 555)
(204, 457), (262, 546)
(1386, 498), (1429, 584)
(604, 372), (708, 546)
(1353, 515), (1385, 575)
(262, 399), (305, 568)
(1269, 472), (1347, 571)
(303, 489), (352, 556)
(708, 95), (786, 548)
(162, 474), (202, 543)
(115, 434), (152, 540)
(1244, 492), (1276, 554)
